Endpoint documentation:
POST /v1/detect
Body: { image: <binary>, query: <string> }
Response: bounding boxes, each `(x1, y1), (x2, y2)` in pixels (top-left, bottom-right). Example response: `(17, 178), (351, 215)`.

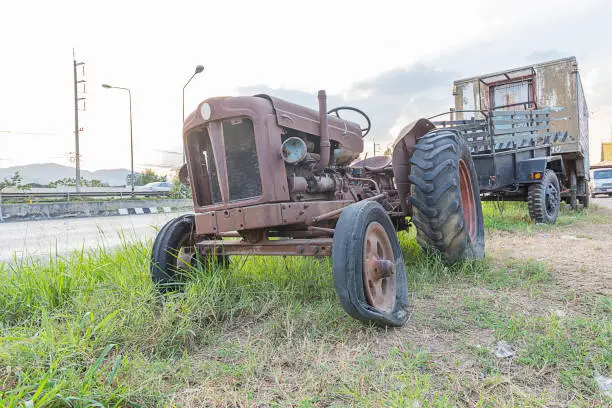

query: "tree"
(48, 177), (109, 188)
(48, 178), (77, 187)
(0, 171), (29, 191)
(135, 168), (166, 186)
(169, 174), (192, 199)
(87, 179), (109, 187)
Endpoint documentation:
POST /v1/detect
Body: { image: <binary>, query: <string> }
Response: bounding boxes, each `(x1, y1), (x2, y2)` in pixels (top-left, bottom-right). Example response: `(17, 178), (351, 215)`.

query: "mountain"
(0, 163), (132, 186)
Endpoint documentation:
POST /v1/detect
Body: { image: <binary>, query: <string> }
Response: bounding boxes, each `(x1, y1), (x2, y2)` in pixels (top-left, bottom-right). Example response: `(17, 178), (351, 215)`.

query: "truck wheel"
(568, 169), (578, 210)
(409, 129), (485, 263)
(331, 200), (409, 327)
(527, 169), (560, 224)
(151, 214), (228, 292)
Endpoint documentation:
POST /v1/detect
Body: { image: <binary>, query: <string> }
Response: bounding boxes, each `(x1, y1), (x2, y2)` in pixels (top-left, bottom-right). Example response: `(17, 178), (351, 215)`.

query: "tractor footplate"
(196, 238), (333, 256)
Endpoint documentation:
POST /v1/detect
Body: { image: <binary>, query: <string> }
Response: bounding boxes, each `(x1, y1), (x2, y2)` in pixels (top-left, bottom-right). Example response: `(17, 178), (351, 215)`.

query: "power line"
(0, 130), (57, 136)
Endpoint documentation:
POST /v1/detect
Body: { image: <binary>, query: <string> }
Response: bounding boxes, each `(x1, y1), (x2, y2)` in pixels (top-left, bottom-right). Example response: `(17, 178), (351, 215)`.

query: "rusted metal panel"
(183, 94), (367, 215)
(576, 73), (589, 176)
(260, 95), (364, 154)
(194, 200), (353, 235)
(196, 238), (334, 256)
(535, 59), (576, 154)
(391, 119), (436, 215)
(452, 57), (587, 160)
(184, 96), (291, 212)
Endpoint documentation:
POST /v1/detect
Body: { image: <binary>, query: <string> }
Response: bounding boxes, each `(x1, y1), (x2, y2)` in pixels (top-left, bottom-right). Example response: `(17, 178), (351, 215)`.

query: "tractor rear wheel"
(527, 169), (560, 224)
(150, 214), (228, 293)
(332, 200), (409, 327)
(409, 129), (485, 263)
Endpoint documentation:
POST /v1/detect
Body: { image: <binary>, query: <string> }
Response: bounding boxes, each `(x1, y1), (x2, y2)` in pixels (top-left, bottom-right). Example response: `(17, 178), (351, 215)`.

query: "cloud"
(236, 2), (612, 159)
(525, 50), (568, 64)
(351, 64), (455, 96)
(237, 63), (454, 147)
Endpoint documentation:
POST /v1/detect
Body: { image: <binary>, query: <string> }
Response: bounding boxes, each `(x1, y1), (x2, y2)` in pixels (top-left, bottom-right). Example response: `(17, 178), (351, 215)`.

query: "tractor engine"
(280, 131), (354, 202)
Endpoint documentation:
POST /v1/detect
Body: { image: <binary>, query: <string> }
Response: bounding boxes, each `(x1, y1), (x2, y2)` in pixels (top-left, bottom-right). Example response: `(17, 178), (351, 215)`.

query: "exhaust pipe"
(316, 90), (330, 173)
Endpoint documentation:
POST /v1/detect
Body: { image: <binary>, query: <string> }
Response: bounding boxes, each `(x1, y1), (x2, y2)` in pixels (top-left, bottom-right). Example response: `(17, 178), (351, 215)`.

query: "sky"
(1, 0), (611, 173)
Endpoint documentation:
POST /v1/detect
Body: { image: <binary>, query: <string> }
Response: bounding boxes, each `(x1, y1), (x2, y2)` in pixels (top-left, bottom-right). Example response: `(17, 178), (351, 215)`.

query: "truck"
(591, 167), (612, 197)
(590, 143), (612, 197)
(431, 57), (590, 223)
(151, 91), (486, 327)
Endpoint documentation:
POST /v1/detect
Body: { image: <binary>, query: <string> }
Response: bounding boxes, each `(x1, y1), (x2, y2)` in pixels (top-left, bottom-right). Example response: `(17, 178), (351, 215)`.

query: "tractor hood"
(184, 94), (364, 154)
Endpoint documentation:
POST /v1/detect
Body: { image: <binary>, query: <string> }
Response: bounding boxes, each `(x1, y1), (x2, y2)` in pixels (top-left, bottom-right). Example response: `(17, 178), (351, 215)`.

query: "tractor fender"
(391, 118), (436, 215)
(517, 156), (564, 183)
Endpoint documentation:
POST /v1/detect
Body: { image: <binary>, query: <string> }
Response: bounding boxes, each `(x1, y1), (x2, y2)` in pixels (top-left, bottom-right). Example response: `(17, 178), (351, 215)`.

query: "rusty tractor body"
(152, 90), (485, 327)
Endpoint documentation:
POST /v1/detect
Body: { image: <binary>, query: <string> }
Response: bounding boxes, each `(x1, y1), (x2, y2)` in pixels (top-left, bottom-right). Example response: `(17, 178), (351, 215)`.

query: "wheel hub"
(545, 184), (559, 216)
(363, 221), (397, 313)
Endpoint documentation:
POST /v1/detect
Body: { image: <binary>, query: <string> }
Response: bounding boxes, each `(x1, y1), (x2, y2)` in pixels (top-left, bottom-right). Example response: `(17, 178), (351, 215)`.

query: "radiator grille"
(222, 118), (262, 201)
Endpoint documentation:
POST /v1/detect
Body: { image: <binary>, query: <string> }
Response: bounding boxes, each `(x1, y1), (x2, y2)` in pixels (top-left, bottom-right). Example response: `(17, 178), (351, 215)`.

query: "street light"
(183, 65), (205, 123)
(182, 65), (204, 164)
(102, 84), (135, 197)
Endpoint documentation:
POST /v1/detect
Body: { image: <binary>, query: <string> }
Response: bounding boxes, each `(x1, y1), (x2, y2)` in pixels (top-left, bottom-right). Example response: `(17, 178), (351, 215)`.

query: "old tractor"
(151, 90), (485, 327)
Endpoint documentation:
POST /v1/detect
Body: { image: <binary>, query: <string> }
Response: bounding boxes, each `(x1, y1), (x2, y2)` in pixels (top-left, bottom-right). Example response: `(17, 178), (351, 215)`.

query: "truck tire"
(332, 200), (409, 327)
(409, 129), (485, 263)
(151, 214), (228, 292)
(568, 169), (578, 210)
(527, 169), (560, 224)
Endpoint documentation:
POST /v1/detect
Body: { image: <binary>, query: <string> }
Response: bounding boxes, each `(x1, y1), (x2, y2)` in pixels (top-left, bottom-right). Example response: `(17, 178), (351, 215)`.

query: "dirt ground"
(488, 208), (612, 296)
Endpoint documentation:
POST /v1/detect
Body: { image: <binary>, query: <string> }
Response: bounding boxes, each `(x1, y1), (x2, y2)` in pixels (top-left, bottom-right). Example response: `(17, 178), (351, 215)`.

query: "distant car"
(591, 168), (612, 197)
(139, 182), (172, 192)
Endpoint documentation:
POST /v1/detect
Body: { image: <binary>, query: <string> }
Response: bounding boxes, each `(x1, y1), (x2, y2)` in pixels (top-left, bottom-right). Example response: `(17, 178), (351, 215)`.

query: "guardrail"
(0, 191), (169, 200)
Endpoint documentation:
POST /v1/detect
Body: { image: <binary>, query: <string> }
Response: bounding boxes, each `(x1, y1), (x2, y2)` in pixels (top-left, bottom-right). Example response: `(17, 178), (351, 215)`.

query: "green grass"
(482, 201), (609, 232)
(1, 211), (611, 406)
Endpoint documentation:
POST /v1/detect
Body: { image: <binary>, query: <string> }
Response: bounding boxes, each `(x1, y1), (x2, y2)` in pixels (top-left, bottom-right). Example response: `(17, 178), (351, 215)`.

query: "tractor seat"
(350, 155), (392, 172)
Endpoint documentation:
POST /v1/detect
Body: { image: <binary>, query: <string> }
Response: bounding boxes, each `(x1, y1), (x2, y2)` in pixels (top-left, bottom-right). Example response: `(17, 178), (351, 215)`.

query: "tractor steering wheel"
(327, 106), (371, 138)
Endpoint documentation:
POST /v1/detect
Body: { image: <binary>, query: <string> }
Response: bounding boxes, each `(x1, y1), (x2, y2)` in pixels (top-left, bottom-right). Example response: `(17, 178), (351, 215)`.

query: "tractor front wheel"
(331, 200), (409, 327)
(150, 214), (228, 293)
(409, 129), (485, 263)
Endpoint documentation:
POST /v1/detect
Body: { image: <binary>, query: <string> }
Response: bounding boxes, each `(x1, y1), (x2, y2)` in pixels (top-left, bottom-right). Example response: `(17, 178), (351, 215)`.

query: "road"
(1, 198), (610, 263)
(0, 212), (184, 262)
(592, 196), (612, 210)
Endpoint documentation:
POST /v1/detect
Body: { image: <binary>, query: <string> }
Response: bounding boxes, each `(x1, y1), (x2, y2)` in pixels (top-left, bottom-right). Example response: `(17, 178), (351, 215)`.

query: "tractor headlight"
(200, 103), (211, 120)
(280, 137), (308, 164)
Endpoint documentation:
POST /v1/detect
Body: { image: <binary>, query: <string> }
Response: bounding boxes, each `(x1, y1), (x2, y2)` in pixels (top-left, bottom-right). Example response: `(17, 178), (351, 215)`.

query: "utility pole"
(73, 49), (86, 192)
(373, 140), (380, 157)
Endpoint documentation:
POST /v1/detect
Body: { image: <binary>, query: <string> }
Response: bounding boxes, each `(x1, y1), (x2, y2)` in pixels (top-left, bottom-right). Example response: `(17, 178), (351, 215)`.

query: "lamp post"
(102, 84), (135, 197)
(182, 65), (204, 163)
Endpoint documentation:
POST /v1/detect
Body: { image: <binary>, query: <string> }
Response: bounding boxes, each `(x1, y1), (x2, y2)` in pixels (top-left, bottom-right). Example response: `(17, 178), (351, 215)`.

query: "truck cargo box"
(452, 57), (589, 178)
